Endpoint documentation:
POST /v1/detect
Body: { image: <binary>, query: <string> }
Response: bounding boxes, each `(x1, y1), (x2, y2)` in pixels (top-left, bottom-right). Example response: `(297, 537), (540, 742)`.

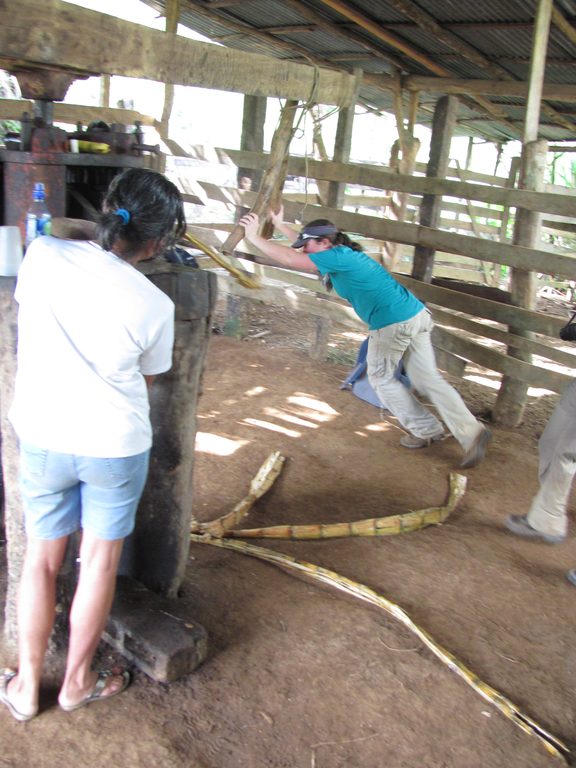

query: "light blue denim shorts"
(19, 443), (150, 541)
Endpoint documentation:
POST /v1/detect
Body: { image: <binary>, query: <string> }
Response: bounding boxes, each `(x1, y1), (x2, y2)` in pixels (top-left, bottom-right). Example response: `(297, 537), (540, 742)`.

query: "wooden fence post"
(492, 140), (548, 425)
(238, 95), (267, 193)
(326, 68), (362, 210)
(493, 0), (553, 426)
(412, 95), (459, 282)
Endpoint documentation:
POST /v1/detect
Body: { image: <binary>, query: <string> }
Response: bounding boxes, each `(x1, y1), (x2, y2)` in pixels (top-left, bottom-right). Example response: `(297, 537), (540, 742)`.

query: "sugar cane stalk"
(190, 533), (570, 763)
(193, 451), (286, 537)
(182, 231), (260, 289)
(226, 472), (466, 539)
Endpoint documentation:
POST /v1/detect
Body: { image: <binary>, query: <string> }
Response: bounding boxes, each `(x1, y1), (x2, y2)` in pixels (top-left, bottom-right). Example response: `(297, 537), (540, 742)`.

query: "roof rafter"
(312, 0), (523, 137)
(268, 0), (406, 71)
(367, 0), (576, 135)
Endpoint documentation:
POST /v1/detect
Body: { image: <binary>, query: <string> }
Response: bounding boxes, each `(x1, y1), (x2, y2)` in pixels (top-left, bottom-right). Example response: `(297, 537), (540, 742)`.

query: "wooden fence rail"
(2, 104), (574, 392)
(191, 181), (576, 281)
(207, 256), (575, 395)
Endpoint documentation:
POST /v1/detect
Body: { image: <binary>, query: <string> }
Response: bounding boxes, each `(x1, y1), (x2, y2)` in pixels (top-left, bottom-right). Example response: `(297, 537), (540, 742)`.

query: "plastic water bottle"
(25, 182), (52, 248)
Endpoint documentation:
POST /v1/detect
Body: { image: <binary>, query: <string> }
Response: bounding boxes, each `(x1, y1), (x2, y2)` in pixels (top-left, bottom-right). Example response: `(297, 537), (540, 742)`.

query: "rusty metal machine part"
(0, 66), (157, 238)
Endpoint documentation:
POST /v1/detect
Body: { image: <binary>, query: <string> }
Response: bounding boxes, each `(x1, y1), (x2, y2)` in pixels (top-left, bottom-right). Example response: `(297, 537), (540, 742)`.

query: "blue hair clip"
(115, 208), (131, 225)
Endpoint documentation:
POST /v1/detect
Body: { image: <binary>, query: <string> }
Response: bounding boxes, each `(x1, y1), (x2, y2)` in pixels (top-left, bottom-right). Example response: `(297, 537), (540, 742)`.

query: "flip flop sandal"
(0, 670), (38, 722)
(59, 669), (131, 712)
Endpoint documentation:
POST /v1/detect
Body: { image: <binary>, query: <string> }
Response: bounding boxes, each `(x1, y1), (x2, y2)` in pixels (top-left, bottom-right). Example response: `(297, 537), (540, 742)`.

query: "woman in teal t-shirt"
(240, 211), (491, 469)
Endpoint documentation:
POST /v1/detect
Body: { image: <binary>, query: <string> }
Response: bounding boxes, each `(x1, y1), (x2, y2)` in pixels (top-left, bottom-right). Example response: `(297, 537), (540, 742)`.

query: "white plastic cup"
(69, 139), (79, 153)
(0, 226), (23, 276)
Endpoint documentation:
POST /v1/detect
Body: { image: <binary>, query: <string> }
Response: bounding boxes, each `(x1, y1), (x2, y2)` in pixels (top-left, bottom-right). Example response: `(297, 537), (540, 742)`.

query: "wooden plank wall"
(2, 93), (575, 392)
(167, 145), (576, 393)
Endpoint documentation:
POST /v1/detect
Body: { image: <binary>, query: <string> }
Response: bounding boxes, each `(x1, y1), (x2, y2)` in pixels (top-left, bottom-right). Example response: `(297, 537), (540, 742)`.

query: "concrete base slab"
(103, 576), (208, 683)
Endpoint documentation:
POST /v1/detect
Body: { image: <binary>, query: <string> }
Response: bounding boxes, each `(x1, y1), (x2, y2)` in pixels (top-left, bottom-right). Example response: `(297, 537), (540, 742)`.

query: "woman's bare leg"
(8, 536), (69, 716)
(57, 532), (125, 708)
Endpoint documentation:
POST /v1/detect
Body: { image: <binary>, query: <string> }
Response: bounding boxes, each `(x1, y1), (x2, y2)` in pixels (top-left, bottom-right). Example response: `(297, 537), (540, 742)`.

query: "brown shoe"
(460, 427), (492, 469)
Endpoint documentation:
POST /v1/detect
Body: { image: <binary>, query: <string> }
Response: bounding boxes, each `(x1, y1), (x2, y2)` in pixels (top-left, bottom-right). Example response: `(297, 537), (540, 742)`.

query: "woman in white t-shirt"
(1, 168), (185, 720)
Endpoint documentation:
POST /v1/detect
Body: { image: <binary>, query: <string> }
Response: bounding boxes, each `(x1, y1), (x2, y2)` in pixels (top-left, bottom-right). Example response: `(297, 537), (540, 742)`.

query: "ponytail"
(97, 168), (186, 259)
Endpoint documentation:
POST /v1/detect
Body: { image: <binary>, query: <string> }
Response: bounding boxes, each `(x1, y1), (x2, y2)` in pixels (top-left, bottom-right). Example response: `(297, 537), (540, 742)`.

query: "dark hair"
(560, 310), (576, 341)
(97, 168), (186, 259)
(305, 218), (364, 252)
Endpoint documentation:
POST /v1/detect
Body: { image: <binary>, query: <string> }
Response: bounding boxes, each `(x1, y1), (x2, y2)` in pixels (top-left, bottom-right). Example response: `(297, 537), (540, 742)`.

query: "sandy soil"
(1, 304), (575, 768)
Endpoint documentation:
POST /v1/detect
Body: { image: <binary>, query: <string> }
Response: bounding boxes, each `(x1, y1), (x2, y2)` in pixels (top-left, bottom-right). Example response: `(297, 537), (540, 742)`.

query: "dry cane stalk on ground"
(190, 455), (570, 764)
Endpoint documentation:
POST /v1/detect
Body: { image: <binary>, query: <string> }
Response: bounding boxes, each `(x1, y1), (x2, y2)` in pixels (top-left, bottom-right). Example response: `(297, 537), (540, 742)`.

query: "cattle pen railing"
(168, 144), (576, 397)
(1, 92), (575, 397)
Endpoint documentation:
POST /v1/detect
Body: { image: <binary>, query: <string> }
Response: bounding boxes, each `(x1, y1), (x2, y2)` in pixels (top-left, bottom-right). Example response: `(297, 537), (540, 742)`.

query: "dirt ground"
(1, 302), (576, 768)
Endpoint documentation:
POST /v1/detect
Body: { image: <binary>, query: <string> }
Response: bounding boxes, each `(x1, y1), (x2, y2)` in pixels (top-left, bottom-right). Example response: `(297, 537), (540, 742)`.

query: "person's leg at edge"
(527, 386), (576, 537)
(57, 532), (125, 708)
(366, 318), (445, 439)
(7, 535), (69, 717)
(525, 449), (575, 538)
(405, 310), (484, 452)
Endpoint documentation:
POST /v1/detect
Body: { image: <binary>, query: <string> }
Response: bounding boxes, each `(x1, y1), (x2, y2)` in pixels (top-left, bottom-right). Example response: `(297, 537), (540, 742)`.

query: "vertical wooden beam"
(499, 156), (520, 244)
(407, 90), (420, 134)
(326, 68), (362, 209)
(238, 95), (267, 192)
(383, 84), (421, 270)
(0, 278), (23, 647)
(493, 0), (552, 427)
(224, 295), (251, 338)
(524, 0), (553, 145)
(411, 95), (459, 282)
(310, 105), (331, 205)
(454, 136), (474, 227)
(325, 105), (355, 209)
(100, 74), (110, 108)
(159, 0), (180, 137)
(493, 139), (548, 424)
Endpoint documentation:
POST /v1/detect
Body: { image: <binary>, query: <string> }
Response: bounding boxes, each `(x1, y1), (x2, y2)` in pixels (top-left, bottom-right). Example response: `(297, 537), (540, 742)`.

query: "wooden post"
(412, 95), (459, 282)
(326, 69), (362, 210)
(499, 156), (521, 245)
(310, 105), (331, 205)
(238, 95), (267, 193)
(492, 140), (548, 425)
(159, 0), (180, 138)
(382, 85), (421, 270)
(493, 0), (552, 427)
(0, 278), (23, 647)
(453, 137), (474, 226)
(223, 295), (251, 339)
(100, 75), (110, 108)
(0, 279), (77, 648)
(128, 269), (217, 597)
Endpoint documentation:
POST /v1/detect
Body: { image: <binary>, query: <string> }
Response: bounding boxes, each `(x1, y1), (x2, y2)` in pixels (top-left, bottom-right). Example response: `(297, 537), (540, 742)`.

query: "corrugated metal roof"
(142, 0), (576, 143)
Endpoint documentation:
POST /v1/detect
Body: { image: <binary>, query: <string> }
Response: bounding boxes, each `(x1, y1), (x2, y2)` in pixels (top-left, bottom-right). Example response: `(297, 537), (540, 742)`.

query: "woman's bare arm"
(240, 212), (316, 273)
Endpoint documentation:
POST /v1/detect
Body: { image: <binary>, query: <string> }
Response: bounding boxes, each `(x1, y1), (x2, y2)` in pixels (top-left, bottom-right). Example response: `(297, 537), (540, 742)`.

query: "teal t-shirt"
(310, 245), (424, 330)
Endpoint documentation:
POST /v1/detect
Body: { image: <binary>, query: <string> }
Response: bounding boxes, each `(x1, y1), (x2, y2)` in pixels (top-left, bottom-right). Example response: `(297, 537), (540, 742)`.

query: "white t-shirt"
(9, 236), (175, 457)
